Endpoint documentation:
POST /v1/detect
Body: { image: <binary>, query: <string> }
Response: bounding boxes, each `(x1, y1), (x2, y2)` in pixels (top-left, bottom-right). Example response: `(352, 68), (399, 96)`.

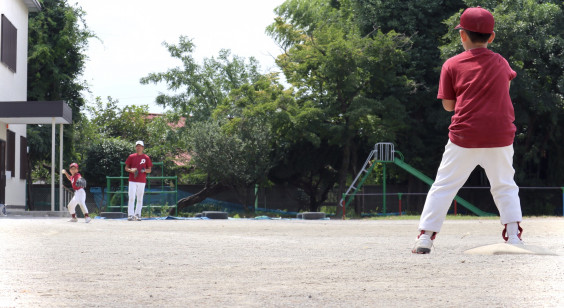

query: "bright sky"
(74, 0), (286, 114)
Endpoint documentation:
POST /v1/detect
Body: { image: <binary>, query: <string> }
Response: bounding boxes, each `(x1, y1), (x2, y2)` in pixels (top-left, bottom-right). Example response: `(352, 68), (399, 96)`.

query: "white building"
(0, 0), (72, 210)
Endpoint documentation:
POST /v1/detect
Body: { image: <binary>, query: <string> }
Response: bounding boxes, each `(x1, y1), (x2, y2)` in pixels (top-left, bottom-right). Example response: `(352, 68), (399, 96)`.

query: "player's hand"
(61, 169), (67, 175)
(129, 168), (137, 173)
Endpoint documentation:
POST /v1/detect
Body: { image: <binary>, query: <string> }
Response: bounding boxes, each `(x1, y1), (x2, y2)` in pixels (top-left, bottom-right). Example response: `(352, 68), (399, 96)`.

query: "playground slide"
(393, 158), (493, 216)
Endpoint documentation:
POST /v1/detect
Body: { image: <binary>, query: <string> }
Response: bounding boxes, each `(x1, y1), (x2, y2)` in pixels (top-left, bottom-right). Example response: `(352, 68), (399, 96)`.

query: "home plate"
(464, 243), (558, 256)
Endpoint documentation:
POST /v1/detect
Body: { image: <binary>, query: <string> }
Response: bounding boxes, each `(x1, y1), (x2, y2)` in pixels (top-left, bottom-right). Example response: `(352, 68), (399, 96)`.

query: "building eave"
(22, 0), (42, 13)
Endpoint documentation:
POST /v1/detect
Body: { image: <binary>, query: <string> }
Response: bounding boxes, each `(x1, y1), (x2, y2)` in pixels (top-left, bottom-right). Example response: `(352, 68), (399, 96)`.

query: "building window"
(20, 136), (28, 180)
(1, 14), (17, 73)
(7, 130), (15, 178)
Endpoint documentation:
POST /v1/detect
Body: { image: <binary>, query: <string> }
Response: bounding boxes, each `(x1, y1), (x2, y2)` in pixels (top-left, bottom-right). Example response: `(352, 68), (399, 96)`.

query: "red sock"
(72, 214), (76, 218)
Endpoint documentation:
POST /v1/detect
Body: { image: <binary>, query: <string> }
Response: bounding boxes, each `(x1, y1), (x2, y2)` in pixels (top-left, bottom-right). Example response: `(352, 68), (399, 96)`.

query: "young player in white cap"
(62, 163), (91, 223)
(413, 7), (523, 254)
(124, 141), (152, 221)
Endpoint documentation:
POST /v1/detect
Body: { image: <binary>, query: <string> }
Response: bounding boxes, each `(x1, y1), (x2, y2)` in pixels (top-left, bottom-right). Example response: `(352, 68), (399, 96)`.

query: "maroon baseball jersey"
(438, 48), (517, 148)
(125, 153), (152, 183)
(70, 173), (83, 191)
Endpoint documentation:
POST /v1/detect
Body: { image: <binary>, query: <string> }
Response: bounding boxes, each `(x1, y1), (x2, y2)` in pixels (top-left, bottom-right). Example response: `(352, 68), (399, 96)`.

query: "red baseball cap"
(69, 163), (79, 169)
(455, 6), (494, 34)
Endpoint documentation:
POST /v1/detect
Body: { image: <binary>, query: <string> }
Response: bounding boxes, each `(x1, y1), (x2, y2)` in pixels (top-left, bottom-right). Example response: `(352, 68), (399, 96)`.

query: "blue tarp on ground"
(94, 215), (331, 220)
(95, 216), (210, 220)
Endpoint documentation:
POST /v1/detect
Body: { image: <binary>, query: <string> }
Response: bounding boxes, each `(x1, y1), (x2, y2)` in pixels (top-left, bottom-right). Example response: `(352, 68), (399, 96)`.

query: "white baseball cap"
(135, 140), (144, 147)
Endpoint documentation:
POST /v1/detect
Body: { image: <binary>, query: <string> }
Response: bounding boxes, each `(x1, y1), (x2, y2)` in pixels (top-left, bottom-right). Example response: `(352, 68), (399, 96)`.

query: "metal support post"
(382, 163), (387, 214)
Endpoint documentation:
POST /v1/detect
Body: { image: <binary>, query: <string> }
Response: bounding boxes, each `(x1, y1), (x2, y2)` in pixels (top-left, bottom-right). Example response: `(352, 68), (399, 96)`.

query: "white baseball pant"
(418, 140), (522, 233)
(67, 188), (88, 215)
(128, 182), (146, 217)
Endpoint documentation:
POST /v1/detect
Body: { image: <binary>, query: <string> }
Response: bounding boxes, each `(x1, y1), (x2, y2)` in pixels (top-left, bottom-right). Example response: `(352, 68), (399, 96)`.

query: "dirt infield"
(1, 217), (563, 307)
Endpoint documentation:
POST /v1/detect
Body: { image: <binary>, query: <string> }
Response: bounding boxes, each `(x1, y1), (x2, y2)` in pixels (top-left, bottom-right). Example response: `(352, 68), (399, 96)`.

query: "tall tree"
(27, 0), (94, 170)
(351, 0), (465, 175)
(214, 74), (339, 212)
(267, 0), (412, 214)
(141, 39), (276, 213)
(177, 118), (273, 213)
(140, 36), (262, 122)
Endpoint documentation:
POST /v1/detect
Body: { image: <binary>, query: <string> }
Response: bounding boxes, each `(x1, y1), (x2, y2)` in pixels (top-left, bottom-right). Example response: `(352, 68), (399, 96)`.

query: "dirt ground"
(0, 216), (563, 307)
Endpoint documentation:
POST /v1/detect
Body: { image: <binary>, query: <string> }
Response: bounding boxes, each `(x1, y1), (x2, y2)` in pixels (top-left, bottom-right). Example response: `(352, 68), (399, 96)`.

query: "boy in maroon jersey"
(413, 7), (523, 254)
(62, 163), (91, 223)
(124, 141), (152, 221)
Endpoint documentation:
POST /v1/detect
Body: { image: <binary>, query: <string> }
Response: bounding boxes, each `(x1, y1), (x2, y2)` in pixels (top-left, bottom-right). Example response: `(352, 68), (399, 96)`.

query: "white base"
(464, 243), (558, 256)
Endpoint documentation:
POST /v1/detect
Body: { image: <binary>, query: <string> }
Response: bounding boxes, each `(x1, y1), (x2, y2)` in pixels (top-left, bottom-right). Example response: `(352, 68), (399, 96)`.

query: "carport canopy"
(0, 101), (72, 124)
(0, 100), (72, 211)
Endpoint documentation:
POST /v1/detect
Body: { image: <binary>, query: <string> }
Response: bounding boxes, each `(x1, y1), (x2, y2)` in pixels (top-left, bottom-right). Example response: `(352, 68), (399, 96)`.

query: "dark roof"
(0, 101), (72, 124)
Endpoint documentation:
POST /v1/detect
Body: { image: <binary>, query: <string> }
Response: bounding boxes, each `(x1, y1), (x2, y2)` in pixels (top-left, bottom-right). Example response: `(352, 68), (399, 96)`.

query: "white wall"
(0, 0), (29, 206)
(0, 0), (29, 99)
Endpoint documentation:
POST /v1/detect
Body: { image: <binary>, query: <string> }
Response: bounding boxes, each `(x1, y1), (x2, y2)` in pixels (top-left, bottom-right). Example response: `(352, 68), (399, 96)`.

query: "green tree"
(140, 36), (262, 122)
(27, 0), (94, 175)
(217, 74), (342, 212)
(141, 40), (277, 213)
(267, 0), (412, 214)
(351, 0), (465, 176)
(82, 139), (134, 187)
(75, 97), (179, 185)
(175, 119), (273, 214)
(85, 96), (151, 141)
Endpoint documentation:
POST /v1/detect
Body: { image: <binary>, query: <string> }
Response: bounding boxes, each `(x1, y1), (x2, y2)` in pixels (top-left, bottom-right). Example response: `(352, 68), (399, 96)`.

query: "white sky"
(74, 0), (286, 114)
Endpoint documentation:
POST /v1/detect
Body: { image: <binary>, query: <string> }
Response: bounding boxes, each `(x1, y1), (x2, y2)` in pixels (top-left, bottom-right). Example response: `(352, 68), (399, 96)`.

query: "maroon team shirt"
(70, 173), (83, 191)
(438, 48), (517, 148)
(125, 153), (152, 183)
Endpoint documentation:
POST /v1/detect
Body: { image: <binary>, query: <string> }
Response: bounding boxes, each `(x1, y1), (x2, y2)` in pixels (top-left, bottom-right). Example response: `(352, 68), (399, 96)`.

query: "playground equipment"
(340, 143), (493, 219)
(106, 162), (178, 216)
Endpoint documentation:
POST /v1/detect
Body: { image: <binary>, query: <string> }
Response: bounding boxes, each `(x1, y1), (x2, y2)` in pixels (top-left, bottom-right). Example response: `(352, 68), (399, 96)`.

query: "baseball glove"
(76, 177), (87, 188)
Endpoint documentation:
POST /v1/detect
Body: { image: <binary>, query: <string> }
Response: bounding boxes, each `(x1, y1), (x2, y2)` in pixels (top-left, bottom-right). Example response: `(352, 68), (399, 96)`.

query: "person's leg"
(67, 194), (78, 222)
(128, 182), (137, 217)
(76, 189), (88, 215)
(418, 141), (479, 233)
(480, 145), (522, 242)
(134, 182), (146, 218)
(75, 189), (91, 222)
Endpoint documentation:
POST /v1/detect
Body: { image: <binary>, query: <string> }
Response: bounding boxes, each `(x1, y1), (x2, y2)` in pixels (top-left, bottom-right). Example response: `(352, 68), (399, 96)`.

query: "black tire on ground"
(202, 211), (229, 219)
(301, 212), (326, 220)
(195, 213), (203, 218)
(100, 212), (127, 219)
(296, 213), (303, 219)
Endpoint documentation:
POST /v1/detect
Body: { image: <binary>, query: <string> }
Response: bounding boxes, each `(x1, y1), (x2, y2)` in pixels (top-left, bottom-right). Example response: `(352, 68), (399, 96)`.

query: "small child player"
(412, 7), (523, 254)
(62, 163), (91, 223)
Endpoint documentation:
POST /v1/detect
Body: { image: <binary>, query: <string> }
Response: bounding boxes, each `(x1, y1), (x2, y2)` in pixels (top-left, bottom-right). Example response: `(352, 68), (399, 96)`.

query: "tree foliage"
(351, 0), (465, 176)
(81, 138), (134, 187)
(141, 41), (280, 211)
(85, 97), (151, 141)
(27, 0), (94, 173)
(266, 0), (412, 213)
(140, 37), (262, 122)
(75, 97), (182, 185)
